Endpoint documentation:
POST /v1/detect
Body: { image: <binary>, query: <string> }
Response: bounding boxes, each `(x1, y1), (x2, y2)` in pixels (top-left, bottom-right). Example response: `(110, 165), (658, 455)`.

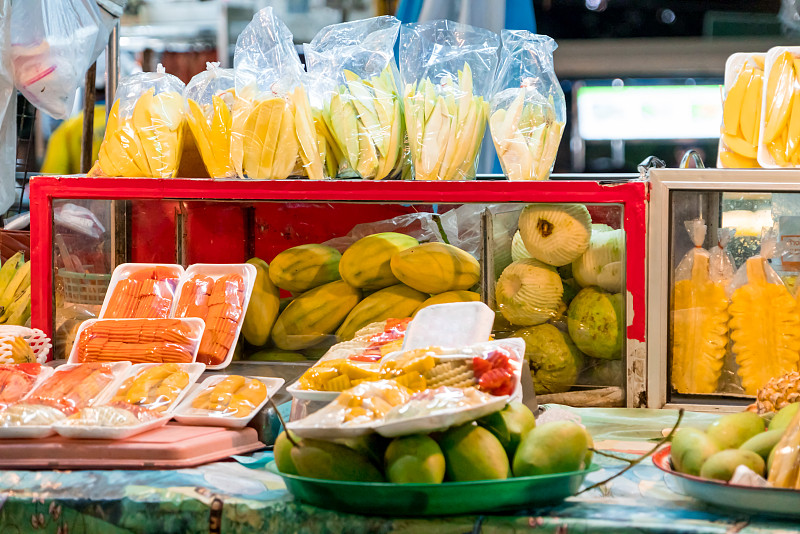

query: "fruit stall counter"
(30, 176), (647, 409)
(0, 406), (797, 534)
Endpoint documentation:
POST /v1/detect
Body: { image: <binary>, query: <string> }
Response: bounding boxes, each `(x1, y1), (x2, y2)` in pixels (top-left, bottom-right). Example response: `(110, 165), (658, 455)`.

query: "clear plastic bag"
(184, 63), (236, 178)
(728, 228), (800, 395)
(89, 65), (186, 178)
(709, 228), (736, 285)
(232, 7), (323, 180)
(62, 403), (162, 427)
(10, 0), (110, 120)
(0, 403), (66, 426)
(304, 16), (404, 180)
(0, 0), (15, 215)
(112, 363), (202, 413)
(187, 375), (269, 418)
(27, 362), (128, 414)
(671, 219), (730, 395)
(101, 264), (183, 319)
(71, 319), (204, 364)
(399, 19), (500, 180)
(489, 31), (566, 181)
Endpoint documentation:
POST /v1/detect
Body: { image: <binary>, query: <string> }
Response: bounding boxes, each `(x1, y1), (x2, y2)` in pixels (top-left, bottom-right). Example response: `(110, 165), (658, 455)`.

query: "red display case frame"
(29, 176), (648, 405)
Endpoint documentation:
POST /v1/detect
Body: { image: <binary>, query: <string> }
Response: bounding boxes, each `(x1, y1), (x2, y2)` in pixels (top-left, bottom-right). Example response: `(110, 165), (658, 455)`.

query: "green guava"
(515, 324), (584, 394)
(566, 287), (624, 360)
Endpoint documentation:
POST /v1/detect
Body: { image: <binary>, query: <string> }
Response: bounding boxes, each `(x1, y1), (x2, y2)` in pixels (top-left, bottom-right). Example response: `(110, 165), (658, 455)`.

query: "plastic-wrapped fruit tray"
(265, 461), (598, 516)
(652, 445), (800, 519)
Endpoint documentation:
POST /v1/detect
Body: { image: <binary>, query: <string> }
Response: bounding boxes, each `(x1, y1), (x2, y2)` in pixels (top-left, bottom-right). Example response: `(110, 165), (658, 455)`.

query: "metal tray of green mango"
(265, 461), (599, 516)
(653, 446), (800, 519)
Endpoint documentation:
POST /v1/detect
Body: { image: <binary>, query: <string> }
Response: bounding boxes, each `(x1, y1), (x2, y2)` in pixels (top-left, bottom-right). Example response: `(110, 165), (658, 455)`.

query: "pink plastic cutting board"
(0, 424), (264, 469)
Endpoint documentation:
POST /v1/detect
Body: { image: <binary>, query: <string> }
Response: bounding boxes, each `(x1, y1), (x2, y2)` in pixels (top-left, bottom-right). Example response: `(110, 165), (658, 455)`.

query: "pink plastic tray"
(0, 424), (264, 469)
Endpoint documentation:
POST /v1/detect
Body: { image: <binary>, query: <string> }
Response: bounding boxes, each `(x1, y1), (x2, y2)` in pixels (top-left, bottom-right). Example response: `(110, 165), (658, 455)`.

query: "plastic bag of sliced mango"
(183, 63), (236, 178)
(304, 16), (404, 180)
(89, 65), (186, 178)
(231, 7), (323, 180)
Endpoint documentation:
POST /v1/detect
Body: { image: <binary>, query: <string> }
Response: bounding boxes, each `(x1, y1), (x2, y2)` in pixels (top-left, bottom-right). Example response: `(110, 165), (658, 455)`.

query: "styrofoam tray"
(286, 417), (376, 440)
(286, 383), (339, 403)
(67, 317), (206, 364)
(173, 375), (283, 428)
(113, 362), (205, 414)
(717, 52), (765, 168)
(0, 425), (58, 439)
(52, 414), (172, 440)
(757, 46), (800, 168)
(99, 263), (184, 319)
(170, 263), (257, 370)
(375, 395), (508, 438)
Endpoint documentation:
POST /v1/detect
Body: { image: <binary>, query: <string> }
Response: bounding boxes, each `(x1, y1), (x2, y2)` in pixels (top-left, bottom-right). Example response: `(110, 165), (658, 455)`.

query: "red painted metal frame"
(30, 176), (648, 346)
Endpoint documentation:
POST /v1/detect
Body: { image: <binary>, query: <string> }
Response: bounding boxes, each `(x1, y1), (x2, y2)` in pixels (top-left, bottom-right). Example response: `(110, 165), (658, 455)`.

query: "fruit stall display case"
(30, 175), (648, 408)
(648, 167), (800, 412)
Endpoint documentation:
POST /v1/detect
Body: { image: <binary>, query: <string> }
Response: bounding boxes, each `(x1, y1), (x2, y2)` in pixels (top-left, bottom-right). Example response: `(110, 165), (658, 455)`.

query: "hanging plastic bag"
(89, 65), (186, 178)
(670, 219), (730, 395)
(728, 227), (800, 395)
(0, 0), (15, 215)
(489, 31), (566, 181)
(184, 63), (236, 178)
(304, 16), (404, 180)
(709, 227), (736, 285)
(399, 19), (500, 181)
(10, 0), (110, 120)
(231, 7), (323, 180)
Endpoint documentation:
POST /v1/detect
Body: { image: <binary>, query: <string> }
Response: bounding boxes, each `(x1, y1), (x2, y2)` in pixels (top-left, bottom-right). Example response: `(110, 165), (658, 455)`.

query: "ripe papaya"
(390, 242), (480, 294)
(271, 280), (361, 350)
(242, 258), (281, 347)
(413, 290), (481, 316)
(268, 244), (342, 293)
(339, 232), (419, 290)
(336, 284), (428, 341)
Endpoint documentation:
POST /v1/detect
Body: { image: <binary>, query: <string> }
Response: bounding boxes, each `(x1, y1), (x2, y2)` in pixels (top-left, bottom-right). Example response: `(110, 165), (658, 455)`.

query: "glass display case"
(30, 176), (647, 408)
(648, 168), (800, 411)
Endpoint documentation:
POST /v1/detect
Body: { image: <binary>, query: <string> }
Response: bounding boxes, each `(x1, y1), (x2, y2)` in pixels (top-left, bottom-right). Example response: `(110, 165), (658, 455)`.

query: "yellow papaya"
(271, 280), (361, 350)
(268, 244), (342, 293)
(414, 290), (481, 316)
(339, 232), (419, 290)
(336, 284), (427, 341)
(247, 349), (308, 362)
(390, 242), (480, 294)
(242, 258), (281, 346)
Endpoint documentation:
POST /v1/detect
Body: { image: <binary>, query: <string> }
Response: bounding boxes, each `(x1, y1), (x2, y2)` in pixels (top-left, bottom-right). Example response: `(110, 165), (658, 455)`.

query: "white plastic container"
(111, 362), (205, 414)
(757, 46), (800, 168)
(717, 52), (765, 169)
(173, 375), (283, 428)
(401, 302), (495, 352)
(99, 263), (185, 319)
(29, 361), (132, 408)
(67, 317), (206, 365)
(170, 264), (257, 370)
